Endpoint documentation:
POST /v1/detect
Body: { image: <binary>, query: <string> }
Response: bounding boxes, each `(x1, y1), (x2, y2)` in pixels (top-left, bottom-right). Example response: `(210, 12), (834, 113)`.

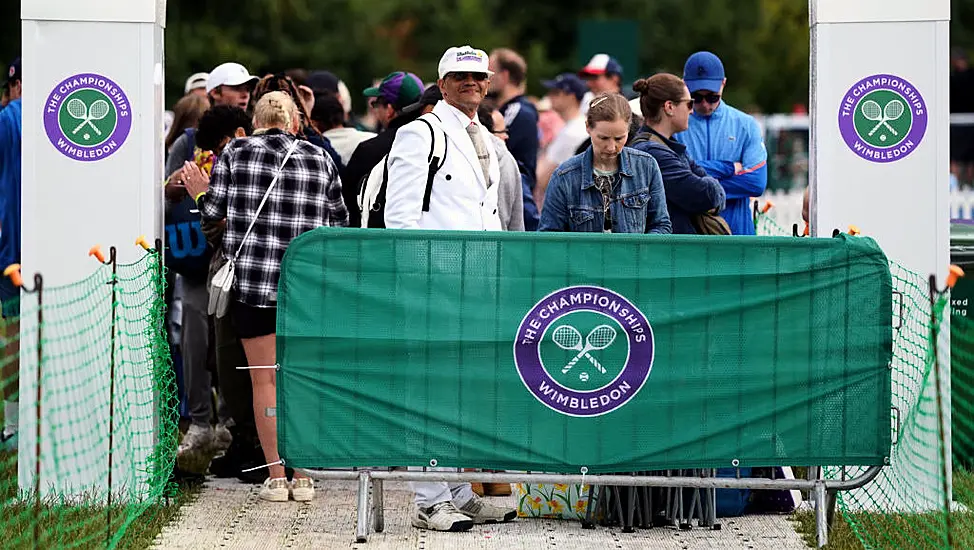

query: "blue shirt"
(500, 95), (539, 188)
(538, 146), (671, 234)
(674, 101), (767, 235)
(0, 99), (21, 279)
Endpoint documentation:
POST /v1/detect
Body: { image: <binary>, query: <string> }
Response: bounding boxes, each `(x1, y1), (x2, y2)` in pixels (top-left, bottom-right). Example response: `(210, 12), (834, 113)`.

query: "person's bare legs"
(239, 333), (307, 481)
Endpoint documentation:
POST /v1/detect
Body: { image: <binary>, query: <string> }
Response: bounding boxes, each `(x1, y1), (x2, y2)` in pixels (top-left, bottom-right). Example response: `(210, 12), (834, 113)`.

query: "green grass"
(0, 450), (199, 549)
(791, 470), (974, 549)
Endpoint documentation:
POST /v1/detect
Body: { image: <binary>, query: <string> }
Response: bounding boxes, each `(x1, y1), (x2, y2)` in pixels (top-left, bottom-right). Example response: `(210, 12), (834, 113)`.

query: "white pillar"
(19, 0), (165, 499)
(810, 0), (950, 510)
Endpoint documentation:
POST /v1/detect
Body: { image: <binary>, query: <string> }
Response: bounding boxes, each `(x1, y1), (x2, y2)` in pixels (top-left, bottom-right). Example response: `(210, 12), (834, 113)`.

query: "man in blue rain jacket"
(675, 52), (767, 235)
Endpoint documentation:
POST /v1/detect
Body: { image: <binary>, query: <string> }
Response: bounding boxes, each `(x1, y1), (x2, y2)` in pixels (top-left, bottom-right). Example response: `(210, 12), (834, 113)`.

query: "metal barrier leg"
(639, 485), (651, 528)
(814, 481), (828, 548)
(583, 485), (597, 529)
(356, 472), (371, 543)
(624, 487), (636, 533)
(372, 479), (384, 533)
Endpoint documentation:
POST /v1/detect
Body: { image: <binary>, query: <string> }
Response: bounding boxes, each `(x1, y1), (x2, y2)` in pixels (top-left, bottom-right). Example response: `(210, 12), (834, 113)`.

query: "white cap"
(184, 72), (209, 94)
(206, 63), (259, 93)
(437, 46), (493, 80)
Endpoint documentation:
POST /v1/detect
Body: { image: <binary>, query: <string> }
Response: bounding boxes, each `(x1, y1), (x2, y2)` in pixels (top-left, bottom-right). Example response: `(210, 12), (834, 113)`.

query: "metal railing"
(301, 464), (884, 546)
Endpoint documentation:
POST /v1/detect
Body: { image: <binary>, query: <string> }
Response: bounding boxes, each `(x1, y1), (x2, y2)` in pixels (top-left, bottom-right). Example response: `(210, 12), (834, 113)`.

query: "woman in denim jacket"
(538, 93), (671, 234)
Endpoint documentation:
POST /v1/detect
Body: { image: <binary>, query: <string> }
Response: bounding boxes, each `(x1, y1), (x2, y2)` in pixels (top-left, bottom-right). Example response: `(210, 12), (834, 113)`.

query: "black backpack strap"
(370, 159), (390, 228)
(417, 113), (447, 213)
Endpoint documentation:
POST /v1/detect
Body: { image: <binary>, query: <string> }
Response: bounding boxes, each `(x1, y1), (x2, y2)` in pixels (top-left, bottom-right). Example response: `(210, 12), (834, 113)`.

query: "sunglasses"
(369, 97), (388, 109)
(673, 98), (694, 109)
(692, 93), (721, 105)
(447, 72), (489, 82)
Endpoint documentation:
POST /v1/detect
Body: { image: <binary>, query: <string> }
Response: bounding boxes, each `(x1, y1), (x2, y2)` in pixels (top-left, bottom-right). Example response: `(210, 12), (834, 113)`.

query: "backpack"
(630, 131), (731, 236)
(164, 128), (214, 281)
(358, 113), (447, 228)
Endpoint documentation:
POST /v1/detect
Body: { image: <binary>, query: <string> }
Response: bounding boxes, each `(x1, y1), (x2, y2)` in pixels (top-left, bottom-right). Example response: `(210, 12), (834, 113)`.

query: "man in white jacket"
(385, 45), (517, 532)
(386, 47), (503, 232)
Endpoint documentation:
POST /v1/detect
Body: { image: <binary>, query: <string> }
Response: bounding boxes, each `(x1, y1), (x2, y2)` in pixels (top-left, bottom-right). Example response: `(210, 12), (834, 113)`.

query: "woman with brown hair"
(629, 74), (726, 234)
(538, 92), (670, 234)
(165, 93), (209, 161)
(182, 91), (348, 502)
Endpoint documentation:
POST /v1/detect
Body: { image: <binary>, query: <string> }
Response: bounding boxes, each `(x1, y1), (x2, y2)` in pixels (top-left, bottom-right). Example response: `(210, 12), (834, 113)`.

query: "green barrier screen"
(277, 229), (893, 473)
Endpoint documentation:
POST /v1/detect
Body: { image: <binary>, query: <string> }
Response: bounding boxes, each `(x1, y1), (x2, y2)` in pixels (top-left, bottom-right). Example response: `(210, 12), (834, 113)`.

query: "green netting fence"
(755, 209), (970, 549)
(0, 247), (178, 549)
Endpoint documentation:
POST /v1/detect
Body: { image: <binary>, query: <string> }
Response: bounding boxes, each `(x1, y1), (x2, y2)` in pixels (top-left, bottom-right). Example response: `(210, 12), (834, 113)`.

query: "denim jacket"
(538, 146), (671, 234)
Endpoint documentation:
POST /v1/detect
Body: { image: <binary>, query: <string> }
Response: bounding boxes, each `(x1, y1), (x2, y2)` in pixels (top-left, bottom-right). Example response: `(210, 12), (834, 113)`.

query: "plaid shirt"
(200, 130), (348, 307)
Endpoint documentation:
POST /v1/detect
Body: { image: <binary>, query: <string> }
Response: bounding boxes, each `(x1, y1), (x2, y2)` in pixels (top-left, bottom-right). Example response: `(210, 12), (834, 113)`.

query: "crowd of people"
(0, 44), (768, 533)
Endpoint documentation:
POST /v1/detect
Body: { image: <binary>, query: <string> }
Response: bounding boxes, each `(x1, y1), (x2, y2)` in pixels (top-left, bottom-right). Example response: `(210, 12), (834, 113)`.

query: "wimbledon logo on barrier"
(838, 74), (927, 163)
(43, 73), (132, 162)
(513, 286), (654, 417)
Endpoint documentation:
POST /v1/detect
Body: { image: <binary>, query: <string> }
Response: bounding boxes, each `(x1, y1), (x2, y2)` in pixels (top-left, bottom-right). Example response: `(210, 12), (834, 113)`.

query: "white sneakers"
(290, 477), (314, 502)
(458, 494), (518, 524)
(259, 477), (289, 502)
(258, 477), (315, 503)
(412, 501), (474, 531)
(413, 495), (517, 531)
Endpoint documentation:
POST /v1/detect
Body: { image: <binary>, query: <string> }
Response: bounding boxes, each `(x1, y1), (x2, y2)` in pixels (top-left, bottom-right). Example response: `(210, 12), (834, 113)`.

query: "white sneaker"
(259, 477), (289, 502)
(412, 501), (474, 531)
(289, 477), (314, 502)
(458, 495), (517, 524)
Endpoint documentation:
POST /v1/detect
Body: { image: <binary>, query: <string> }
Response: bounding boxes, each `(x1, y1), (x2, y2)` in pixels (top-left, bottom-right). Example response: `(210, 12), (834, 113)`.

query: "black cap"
(400, 84), (443, 116)
(306, 70), (340, 95)
(3, 57), (21, 88)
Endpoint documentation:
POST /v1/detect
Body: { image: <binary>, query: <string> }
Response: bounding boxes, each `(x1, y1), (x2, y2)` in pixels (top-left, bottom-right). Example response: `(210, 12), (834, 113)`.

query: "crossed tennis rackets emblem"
(860, 98), (904, 138)
(551, 324), (618, 376)
(66, 97), (111, 136)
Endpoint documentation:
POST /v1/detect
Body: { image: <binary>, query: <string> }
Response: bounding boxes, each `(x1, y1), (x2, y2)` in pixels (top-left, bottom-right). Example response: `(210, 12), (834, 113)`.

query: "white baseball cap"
(437, 46), (493, 80)
(184, 72), (209, 94)
(206, 63), (259, 93)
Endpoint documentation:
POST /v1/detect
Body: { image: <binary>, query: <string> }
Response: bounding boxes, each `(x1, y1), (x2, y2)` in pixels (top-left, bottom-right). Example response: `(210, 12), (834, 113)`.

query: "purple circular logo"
(513, 286), (654, 417)
(838, 74), (927, 163)
(43, 73), (132, 162)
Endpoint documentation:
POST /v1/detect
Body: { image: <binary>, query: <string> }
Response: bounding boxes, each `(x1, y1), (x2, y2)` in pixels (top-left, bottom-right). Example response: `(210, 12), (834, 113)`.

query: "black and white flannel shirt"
(200, 129), (348, 308)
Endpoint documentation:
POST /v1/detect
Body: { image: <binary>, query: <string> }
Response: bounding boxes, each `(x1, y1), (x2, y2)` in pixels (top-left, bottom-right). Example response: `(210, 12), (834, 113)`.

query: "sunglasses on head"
(692, 92), (721, 105)
(447, 72), (489, 82)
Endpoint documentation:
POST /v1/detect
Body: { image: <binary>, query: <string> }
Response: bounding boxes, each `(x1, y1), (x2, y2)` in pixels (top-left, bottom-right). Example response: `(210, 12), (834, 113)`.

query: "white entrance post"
(810, 0), (951, 510)
(19, 0), (165, 498)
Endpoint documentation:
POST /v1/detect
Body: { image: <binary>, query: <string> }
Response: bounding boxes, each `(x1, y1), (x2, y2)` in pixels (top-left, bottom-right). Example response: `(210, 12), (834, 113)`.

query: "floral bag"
(514, 483), (600, 521)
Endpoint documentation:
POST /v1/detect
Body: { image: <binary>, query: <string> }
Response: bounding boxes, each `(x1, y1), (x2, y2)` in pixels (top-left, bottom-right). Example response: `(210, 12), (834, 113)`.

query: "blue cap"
(542, 73), (588, 101)
(683, 52), (725, 93)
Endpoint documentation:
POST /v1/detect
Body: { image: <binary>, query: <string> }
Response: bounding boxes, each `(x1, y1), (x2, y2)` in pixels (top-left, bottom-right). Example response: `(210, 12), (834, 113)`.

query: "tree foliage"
(0, 1), (971, 114)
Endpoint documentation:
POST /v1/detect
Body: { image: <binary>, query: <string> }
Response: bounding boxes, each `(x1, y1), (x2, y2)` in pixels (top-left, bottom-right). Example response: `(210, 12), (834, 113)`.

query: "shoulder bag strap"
(231, 138), (300, 261)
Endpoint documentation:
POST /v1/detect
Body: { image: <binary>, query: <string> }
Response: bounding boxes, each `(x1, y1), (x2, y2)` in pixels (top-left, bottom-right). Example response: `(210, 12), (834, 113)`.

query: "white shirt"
(323, 127), (376, 166)
(385, 100), (501, 231)
(545, 115), (589, 166)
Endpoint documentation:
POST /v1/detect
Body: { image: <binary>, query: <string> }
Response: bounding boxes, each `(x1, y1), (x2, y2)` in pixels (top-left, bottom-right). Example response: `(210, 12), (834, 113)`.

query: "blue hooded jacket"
(0, 99), (21, 283)
(674, 101), (767, 235)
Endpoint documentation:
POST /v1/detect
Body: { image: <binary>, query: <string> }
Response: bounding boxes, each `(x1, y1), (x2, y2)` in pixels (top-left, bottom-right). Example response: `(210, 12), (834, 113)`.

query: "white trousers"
(408, 468), (475, 508)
